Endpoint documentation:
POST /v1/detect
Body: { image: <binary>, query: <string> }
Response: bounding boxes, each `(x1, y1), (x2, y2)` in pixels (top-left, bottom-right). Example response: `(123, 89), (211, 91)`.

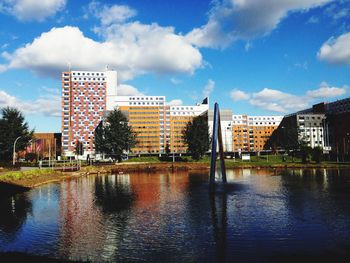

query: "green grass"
(124, 156), (162, 163)
(122, 154), (350, 168)
(0, 169), (55, 181)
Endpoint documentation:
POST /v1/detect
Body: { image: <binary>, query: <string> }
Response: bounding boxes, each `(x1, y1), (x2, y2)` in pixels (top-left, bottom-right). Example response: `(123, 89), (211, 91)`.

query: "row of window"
(130, 97), (164, 101)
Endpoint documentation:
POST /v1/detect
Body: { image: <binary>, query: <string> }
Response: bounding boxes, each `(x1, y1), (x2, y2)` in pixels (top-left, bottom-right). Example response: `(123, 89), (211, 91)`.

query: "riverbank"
(1, 160), (350, 191)
(0, 162), (209, 189)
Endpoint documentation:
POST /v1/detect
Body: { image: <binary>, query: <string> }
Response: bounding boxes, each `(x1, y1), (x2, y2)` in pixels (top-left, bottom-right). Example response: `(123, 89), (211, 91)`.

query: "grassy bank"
(125, 154), (350, 168)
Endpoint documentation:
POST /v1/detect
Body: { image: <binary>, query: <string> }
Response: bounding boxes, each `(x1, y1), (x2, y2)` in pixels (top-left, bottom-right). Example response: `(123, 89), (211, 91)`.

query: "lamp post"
(12, 136), (22, 166)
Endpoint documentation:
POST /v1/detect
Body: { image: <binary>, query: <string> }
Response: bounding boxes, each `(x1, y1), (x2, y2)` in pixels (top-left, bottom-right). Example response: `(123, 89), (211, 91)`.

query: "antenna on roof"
(67, 62), (71, 72)
(106, 65), (109, 71)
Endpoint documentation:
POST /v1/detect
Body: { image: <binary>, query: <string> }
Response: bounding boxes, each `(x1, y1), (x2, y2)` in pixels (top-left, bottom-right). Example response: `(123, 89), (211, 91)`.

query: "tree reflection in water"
(0, 192), (32, 238)
(94, 174), (135, 213)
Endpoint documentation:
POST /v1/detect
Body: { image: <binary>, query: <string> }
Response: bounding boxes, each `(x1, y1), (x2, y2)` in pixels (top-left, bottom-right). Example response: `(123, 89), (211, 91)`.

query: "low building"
(21, 133), (62, 160)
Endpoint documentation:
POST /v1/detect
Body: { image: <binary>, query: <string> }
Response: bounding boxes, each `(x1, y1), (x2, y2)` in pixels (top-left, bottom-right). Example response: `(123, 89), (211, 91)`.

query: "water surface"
(1, 168), (350, 262)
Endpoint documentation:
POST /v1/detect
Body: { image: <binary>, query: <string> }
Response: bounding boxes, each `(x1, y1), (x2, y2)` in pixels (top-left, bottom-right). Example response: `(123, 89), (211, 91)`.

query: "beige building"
(232, 115), (283, 152)
(107, 96), (209, 154)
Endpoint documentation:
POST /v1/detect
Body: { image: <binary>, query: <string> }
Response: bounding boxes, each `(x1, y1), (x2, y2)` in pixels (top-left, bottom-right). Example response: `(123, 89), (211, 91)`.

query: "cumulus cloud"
(318, 32), (350, 65)
(0, 89), (60, 117)
(306, 81), (347, 98)
(2, 25), (203, 81)
(186, 0), (332, 48)
(230, 89), (250, 101)
(88, 1), (136, 25)
(117, 84), (144, 96)
(0, 0), (66, 21)
(168, 99), (183, 106)
(203, 79), (215, 98)
(231, 82), (348, 113)
(250, 88), (308, 113)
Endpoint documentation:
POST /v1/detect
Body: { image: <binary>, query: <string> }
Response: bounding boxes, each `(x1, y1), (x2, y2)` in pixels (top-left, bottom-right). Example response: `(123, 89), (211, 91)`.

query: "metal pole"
(48, 139), (51, 168)
(218, 114), (227, 183)
(209, 103), (219, 191)
(54, 138), (57, 161)
(12, 136), (21, 166)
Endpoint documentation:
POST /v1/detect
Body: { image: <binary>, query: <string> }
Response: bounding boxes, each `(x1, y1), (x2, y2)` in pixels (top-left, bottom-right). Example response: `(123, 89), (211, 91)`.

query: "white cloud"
(0, 89), (60, 117)
(99, 5), (136, 25)
(2, 24), (203, 81)
(186, 0), (332, 48)
(0, 64), (7, 72)
(168, 99), (183, 106)
(117, 84), (144, 96)
(203, 79), (215, 98)
(232, 82), (347, 113)
(245, 41), (253, 51)
(307, 16), (319, 24)
(230, 89), (250, 101)
(306, 81), (347, 98)
(294, 61), (308, 70)
(0, 0), (66, 21)
(249, 88), (308, 113)
(318, 32), (350, 65)
(170, 78), (182, 85)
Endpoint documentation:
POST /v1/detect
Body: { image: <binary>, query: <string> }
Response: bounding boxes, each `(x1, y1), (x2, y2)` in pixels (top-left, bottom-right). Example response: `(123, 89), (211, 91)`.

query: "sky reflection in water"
(0, 168), (350, 262)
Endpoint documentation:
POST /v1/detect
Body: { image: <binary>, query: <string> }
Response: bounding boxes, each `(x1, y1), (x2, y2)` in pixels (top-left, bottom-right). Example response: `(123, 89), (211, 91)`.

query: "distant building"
(271, 113), (328, 151)
(101, 96), (209, 154)
(20, 133), (61, 160)
(61, 70), (118, 157)
(311, 98), (350, 155)
(232, 115), (283, 152)
(61, 69), (282, 157)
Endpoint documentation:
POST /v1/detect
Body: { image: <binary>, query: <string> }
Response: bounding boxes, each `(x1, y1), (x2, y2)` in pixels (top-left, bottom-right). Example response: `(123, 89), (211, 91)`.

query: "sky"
(0, 0), (349, 132)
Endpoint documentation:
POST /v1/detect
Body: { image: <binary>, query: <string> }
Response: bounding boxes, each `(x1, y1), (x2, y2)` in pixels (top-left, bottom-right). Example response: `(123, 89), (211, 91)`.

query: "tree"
(301, 145), (313, 163)
(182, 114), (210, 160)
(0, 107), (33, 162)
(95, 109), (137, 162)
(75, 140), (84, 156)
(165, 142), (171, 156)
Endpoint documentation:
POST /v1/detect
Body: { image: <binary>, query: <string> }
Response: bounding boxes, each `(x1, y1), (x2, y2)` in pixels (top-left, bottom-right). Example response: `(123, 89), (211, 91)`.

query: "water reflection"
(0, 168), (350, 262)
(94, 174), (134, 213)
(210, 192), (228, 263)
(0, 193), (32, 237)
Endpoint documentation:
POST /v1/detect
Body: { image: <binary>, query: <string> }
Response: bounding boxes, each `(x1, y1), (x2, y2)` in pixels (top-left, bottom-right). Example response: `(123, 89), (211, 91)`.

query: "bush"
(301, 146), (313, 164)
(25, 153), (37, 162)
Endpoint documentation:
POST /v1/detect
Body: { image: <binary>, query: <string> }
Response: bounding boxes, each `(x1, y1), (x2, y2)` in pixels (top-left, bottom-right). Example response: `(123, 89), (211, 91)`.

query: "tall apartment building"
(232, 115), (283, 152)
(106, 96), (209, 154)
(61, 70), (117, 157)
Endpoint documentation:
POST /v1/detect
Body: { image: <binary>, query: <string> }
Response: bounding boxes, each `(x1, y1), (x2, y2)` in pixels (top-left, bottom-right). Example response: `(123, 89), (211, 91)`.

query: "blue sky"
(0, 0), (350, 132)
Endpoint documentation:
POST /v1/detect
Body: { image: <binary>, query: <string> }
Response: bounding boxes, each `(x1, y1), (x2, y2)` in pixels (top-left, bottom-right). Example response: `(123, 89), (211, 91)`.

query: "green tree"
(0, 107), (33, 162)
(74, 140), (84, 156)
(95, 109), (136, 162)
(182, 114), (210, 160)
(301, 145), (313, 163)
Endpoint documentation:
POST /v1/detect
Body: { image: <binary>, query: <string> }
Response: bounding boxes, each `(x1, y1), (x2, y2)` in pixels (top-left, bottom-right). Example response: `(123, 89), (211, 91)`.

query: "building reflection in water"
(1, 168), (350, 262)
(58, 176), (106, 261)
